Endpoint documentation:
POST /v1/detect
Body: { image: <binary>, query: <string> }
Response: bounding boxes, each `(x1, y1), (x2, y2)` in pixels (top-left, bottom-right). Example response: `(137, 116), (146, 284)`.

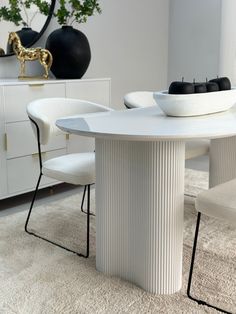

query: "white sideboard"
(0, 78), (111, 200)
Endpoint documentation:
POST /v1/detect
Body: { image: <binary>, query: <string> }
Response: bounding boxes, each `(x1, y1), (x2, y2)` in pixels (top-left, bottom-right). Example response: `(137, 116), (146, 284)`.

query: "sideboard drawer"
(0, 78), (111, 199)
(66, 80), (110, 107)
(6, 121), (66, 159)
(7, 149), (66, 194)
(4, 83), (66, 122)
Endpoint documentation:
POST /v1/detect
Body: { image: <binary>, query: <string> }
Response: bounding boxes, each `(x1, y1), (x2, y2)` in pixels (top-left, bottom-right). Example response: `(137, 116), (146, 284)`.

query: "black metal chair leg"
(81, 185), (95, 216)
(187, 212), (232, 314)
(25, 175), (90, 258)
(25, 173), (42, 232)
(81, 185), (87, 211)
(85, 184), (90, 258)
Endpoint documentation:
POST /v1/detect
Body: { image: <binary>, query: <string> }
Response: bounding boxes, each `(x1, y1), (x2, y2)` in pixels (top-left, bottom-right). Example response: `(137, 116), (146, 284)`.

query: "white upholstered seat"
(195, 178), (236, 223)
(42, 153), (95, 186)
(187, 178), (236, 311)
(26, 97), (112, 257)
(124, 91), (155, 109)
(124, 91), (210, 160)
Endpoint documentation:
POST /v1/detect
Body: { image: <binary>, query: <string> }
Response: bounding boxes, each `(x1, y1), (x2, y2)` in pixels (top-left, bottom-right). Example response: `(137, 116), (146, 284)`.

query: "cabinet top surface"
(56, 105), (236, 141)
(0, 77), (110, 86)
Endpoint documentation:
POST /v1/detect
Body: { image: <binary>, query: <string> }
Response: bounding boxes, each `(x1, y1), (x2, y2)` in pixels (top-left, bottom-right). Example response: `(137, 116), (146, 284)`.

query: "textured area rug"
(0, 169), (236, 314)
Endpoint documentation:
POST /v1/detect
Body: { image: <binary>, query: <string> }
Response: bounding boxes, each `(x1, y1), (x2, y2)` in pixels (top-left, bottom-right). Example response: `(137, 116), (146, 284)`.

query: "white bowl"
(154, 88), (236, 117)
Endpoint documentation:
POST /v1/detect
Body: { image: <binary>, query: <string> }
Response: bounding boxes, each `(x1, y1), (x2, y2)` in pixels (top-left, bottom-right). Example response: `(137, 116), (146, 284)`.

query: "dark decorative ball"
(46, 26), (91, 79)
(168, 81), (195, 94)
(206, 82), (219, 92)
(209, 77), (231, 91)
(194, 83), (207, 93)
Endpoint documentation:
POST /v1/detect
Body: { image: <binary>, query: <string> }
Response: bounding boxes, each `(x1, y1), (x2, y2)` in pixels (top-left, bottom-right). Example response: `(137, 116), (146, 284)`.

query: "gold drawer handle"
(28, 83), (45, 87)
(4, 133), (7, 151)
(32, 152), (46, 157)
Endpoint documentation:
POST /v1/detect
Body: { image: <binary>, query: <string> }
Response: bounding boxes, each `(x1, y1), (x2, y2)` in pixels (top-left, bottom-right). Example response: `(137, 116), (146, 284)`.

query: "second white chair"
(26, 98), (112, 258)
(124, 91), (210, 160)
(187, 178), (236, 313)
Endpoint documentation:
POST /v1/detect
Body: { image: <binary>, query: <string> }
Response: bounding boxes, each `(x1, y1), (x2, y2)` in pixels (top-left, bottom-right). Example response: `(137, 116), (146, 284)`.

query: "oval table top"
(56, 105), (236, 141)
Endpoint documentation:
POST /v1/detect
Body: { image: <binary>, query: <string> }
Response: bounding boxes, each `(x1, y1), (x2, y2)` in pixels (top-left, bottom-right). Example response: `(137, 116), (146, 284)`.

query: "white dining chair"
(124, 91), (210, 161)
(124, 91), (155, 109)
(26, 98), (112, 258)
(187, 178), (236, 313)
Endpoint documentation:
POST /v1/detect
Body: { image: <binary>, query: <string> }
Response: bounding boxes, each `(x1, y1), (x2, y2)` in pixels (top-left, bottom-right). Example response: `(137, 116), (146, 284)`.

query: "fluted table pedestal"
(210, 136), (236, 187)
(95, 139), (185, 294)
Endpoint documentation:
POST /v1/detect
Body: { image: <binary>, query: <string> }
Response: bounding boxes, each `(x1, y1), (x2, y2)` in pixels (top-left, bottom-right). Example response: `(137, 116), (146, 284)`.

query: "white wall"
(219, 0), (236, 84)
(168, 0), (222, 84)
(0, 0), (170, 109)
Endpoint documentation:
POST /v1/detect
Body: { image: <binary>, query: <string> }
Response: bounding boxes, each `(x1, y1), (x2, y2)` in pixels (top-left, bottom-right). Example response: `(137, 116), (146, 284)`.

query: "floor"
(0, 183), (82, 217)
(0, 155), (209, 218)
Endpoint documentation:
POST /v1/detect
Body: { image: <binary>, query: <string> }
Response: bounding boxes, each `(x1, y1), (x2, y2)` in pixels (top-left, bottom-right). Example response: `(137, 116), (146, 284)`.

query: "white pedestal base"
(210, 136), (236, 187)
(95, 139), (185, 294)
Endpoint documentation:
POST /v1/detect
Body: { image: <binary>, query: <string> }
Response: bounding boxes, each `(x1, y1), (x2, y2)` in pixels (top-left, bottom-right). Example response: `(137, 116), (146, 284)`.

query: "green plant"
(0, 0), (50, 27)
(51, 0), (102, 26)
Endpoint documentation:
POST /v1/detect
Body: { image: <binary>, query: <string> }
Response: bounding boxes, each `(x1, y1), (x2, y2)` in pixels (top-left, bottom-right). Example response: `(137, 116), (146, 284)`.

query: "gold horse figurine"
(8, 32), (53, 79)
(0, 47), (5, 56)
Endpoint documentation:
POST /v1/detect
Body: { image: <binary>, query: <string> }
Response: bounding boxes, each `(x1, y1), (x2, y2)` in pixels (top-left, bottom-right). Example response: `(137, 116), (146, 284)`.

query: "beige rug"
(0, 169), (235, 314)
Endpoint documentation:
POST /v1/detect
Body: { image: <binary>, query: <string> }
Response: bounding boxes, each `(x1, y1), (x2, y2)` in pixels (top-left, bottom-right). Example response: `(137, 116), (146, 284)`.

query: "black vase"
(46, 26), (91, 79)
(7, 27), (39, 54)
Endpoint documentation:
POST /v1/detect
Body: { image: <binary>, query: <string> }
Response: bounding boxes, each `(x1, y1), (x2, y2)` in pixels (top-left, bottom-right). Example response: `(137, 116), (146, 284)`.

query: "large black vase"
(7, 27), (39, 54)
(46, 26), (91, 79)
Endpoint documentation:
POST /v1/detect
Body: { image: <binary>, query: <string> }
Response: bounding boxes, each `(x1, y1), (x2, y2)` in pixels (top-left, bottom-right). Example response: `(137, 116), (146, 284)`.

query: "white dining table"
(56, 105), (236, 295)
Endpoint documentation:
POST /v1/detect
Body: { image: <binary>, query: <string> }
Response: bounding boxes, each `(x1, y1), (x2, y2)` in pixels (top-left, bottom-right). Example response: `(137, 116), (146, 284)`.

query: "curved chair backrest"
(27, 98), (112, 145)
(124, 91), (156, 109)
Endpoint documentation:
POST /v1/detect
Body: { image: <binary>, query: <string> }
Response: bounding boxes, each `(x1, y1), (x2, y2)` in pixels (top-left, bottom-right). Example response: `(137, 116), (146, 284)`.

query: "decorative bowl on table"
(154, 88), (236, 117)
